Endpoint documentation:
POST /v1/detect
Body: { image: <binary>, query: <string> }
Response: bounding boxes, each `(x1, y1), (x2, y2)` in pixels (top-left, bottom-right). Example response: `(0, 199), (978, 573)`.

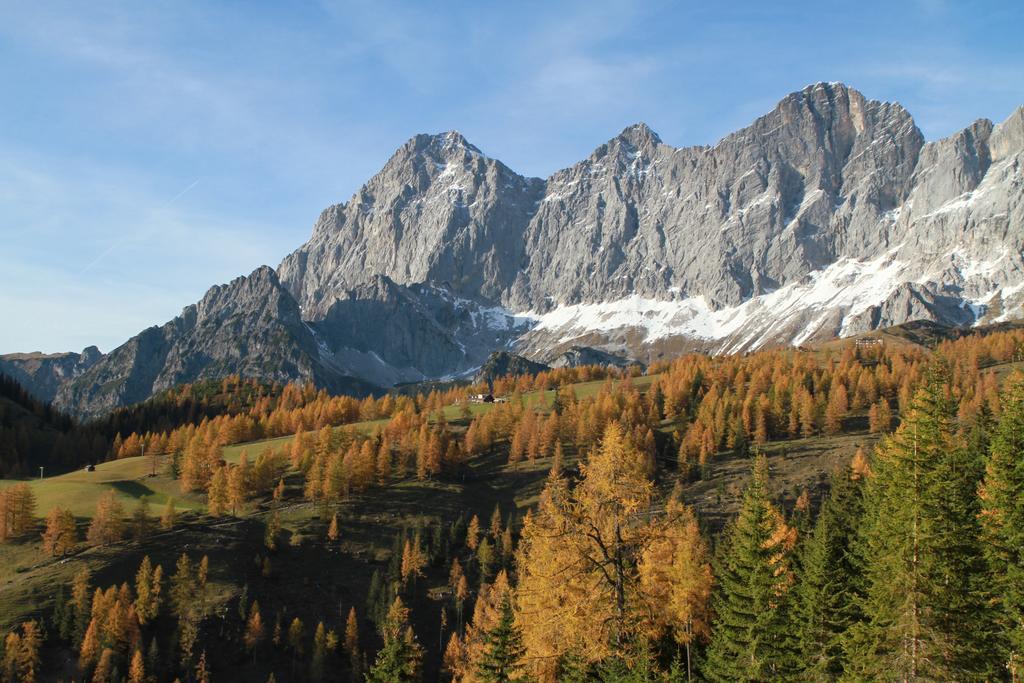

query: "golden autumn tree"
(401, 534), (427, 587)
(823, 383), (849, 435)
(0, 483), (37, 541)
(128, 649), (146, 683)
(514, 422), (656, 679)
(228, 458), (249, 515)
(466, 515), (481, 552)
(244, 601), (265, 658)
(868, 399), (893, 434)
(41, 506), (77, 557)
(446, 569), (513, 682)
(3, 621), (41, 683)
(160, 497), (177, 530)
(207, 465), (228, 516)
(637, 498), (713, 679)
(87, 491), (124, 546)
(134, 556), (163, 625)
(344, 606), (360, 668)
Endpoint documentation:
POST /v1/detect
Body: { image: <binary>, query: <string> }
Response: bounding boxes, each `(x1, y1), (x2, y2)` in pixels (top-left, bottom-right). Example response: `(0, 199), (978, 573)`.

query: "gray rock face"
(52, 267), (375, 420)
(281, 84), (933, 311)
(278, 132), (545, 318)
(304, 276), (531, 387)
(35, 83), (1024, 417)
(281, 83), (1022, 357)
(474, 352), (549, 385)
(547, 346), (642, 370)
(0, 346), (101, 403)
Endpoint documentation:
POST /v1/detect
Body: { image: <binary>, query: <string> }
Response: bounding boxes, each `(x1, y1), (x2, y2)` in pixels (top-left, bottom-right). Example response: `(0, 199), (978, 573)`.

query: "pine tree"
(327, 513), (340, 543)
(476, 537), (495, 582)
(170, 553), (207, 667)
(703, 456), (799, 682)
(53, 584), (72, 641)
(366, 597), (423, 682)
(980, 373), (1024, 679)
(845, 367), (998, 681)
(791, 472), (861, 679)
(146, 638), (159, 680)
(475, 596), (525, 682)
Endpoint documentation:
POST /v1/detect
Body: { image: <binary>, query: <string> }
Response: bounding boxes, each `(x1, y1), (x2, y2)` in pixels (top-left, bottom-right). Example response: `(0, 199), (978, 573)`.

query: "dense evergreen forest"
(0, 375), (109, 478)
(1, 327), (1023, 681)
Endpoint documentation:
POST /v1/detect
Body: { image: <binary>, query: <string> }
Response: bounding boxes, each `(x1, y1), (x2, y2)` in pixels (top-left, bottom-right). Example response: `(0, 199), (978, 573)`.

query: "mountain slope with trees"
(0, 326), (1022, 680)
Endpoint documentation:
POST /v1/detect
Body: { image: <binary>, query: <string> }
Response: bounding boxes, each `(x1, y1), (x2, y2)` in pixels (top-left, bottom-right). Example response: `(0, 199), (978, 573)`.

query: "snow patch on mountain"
(526, 249), (914, 350)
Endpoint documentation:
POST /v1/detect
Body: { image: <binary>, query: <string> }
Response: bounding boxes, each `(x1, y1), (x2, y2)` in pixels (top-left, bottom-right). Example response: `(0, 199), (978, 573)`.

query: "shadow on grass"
(109, 480), (156, 499)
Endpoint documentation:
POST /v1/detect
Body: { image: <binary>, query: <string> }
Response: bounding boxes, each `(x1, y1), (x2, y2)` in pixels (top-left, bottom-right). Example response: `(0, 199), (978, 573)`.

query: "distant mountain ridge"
(12, 82), (1021, 418)
(0, 346), (101, 403)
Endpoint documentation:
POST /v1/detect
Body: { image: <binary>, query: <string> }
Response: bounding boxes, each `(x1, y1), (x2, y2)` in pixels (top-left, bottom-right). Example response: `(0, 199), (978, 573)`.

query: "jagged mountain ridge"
(37, 82), (1024, 417)
(279, 82), (1022, 355)
(53, 267), (378, 418)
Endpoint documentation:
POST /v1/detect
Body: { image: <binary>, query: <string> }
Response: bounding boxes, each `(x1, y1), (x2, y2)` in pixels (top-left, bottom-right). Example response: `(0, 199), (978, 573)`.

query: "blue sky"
(1, 0), (1021, 354)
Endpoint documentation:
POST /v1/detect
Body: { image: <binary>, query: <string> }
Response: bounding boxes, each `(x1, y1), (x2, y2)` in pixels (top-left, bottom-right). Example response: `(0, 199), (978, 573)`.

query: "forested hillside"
(0, 375), (109, 479)
(0, 327), (1022, 681)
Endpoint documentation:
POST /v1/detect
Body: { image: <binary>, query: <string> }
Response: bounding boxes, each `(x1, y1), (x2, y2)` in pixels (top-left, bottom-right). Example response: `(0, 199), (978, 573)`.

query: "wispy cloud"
(79, 177), (201, 274)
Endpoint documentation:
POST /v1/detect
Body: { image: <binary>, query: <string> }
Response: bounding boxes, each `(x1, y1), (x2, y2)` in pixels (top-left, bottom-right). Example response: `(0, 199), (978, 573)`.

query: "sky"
(1, 0), (1022, 354)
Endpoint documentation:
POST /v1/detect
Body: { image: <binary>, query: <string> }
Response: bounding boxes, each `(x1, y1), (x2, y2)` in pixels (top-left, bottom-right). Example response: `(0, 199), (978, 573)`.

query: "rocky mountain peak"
(397, 130), (487, 165)
(80, 345), (102, 364)
(991, 105), (1024, 160)
(613, 122), (663, 151)
(585, 122), (664, 168)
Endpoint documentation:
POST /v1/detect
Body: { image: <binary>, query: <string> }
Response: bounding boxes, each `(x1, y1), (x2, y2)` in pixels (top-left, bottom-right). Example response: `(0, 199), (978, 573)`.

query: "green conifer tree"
(703, 456), (799, 682)
(475, 596), (524, 682)
(980, 373), (1024, 679)
(366, 597), (423, 682)
(792, 472), (861, 679)
(845, 367), (998, 681)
